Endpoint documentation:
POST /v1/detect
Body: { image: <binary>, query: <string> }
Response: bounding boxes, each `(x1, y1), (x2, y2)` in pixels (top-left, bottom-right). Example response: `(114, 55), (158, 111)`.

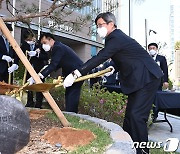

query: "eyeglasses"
(97, 22), (107, 28)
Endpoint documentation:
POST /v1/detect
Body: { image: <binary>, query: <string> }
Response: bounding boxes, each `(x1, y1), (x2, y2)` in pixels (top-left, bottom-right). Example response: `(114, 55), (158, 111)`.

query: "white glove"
(63, 69), (82, 88)
(27, 73), (44, 85)
(104, 66), (115, 77)
(8, 64), (19, 74)
(27, 77), (35, 85)
(2, 55), (13, 62)
(38, 72), (44, 79)
(28, 51), (37, 57)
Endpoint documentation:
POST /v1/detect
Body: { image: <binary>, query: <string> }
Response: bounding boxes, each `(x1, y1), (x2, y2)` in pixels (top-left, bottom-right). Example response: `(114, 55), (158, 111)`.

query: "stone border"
(63, 112), (136, 154)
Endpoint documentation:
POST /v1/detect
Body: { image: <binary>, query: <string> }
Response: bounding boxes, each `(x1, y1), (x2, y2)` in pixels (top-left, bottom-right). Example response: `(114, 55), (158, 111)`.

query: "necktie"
(30, 44), (35, 51)
(5, 38), (9, 53)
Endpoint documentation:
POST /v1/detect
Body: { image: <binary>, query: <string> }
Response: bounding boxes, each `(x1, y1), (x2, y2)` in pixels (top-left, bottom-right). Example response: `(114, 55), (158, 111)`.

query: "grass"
(46, 112), (113, 154)
(150, 148), (180, 154)
(46, 112), (180, 154)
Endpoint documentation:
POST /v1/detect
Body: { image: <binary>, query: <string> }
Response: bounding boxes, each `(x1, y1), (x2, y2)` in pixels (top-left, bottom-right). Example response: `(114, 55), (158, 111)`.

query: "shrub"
(48, 79), (127, 126)
(47, 79), (154, 128)
(79, 83), (127, 126)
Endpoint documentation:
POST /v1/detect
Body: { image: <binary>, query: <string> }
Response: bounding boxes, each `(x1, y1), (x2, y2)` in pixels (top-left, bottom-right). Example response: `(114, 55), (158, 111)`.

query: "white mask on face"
(26, 40), (35, 45)
(42, 44), (51, 52)
(97, 27), (108, 38)
(149, 50), (157, 56)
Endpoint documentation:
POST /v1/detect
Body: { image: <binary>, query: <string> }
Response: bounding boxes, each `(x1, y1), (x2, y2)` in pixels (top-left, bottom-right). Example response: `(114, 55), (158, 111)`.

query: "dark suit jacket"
(41, 41), (83, 78)
(0, 35), (19, 74)
(21, 41), (49, 73)
(155, 55), (168, 83)
(78, 29), (163, 94)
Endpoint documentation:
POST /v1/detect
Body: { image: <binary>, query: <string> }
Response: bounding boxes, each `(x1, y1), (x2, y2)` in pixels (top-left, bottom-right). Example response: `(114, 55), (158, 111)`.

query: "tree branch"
(2, 0), (92, 22)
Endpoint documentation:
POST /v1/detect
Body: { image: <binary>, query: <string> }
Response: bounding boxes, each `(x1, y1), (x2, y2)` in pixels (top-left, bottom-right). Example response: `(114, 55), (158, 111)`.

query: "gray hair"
(95, 12), (117, 28)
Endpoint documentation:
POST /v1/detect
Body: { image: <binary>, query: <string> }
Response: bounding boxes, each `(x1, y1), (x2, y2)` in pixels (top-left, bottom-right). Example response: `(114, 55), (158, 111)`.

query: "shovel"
(0, 68), (112, 93)
(23, 67), (112, 92)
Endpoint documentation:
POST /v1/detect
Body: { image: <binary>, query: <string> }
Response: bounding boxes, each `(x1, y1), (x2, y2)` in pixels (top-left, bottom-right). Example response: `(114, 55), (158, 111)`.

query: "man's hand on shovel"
(27, 73), (44, 85)
(0, 67), (113, 93)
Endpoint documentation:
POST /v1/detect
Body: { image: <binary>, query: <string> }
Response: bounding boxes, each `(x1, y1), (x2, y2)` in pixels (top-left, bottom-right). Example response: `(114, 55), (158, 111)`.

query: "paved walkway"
(148, 112), (180, 153)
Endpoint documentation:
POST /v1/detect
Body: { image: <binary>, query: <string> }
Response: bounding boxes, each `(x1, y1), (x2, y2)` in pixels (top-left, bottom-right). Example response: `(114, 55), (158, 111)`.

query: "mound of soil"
(17, 109), (95, 153)
(42, 127), (96, 151)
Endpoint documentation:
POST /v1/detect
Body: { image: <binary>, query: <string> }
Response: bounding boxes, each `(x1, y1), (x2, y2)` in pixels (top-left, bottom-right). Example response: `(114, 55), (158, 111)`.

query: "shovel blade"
(23, 83), (56, 92)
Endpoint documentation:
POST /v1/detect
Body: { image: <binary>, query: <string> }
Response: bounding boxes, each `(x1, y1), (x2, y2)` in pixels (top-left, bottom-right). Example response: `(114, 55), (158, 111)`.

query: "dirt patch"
(17, 109), (96, 153)
(28, 109), (52, 120)
(0, 81), (19, 94)
(42, 127), (96, 151)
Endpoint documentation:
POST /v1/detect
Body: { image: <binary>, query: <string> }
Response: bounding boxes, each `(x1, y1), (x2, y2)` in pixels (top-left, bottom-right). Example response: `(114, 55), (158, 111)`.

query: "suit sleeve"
(161, 56), (168, 82)
(0, 36), (6, 59)
(40, 46), (64, 78)
(0, 52), (3, 59)
(38, 50), (49, 61)
(78, 37), (119, 75)
(13, 48), (20, 65)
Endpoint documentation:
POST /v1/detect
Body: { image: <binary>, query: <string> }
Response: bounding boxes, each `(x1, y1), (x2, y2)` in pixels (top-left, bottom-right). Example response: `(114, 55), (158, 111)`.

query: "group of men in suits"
(1, 12), (169, 154)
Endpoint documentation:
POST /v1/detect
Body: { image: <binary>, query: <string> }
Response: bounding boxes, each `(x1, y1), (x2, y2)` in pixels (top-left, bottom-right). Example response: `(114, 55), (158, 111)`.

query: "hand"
(28, 51), (37, 57)
(104, 66), (115, 77)
(2, 55), (13, 62)
(8, 64), (19, 74)
(63, 69), (82, 88)
(38, 72), (44, 79)
(63, 74), (76, 88)
(27, 77), (35, 85)
(163, 82), (169, 89)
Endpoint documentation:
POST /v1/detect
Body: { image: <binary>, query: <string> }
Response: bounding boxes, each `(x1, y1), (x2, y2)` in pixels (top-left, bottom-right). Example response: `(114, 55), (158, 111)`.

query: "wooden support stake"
(0, 18), (70, 127)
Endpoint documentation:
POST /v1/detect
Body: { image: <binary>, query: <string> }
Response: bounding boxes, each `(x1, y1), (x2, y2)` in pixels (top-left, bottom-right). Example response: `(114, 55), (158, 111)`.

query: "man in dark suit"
(21, 32), (49, 108)
(0, 24), (19, 83)
(64, 12), (163, 154)
(28, 33), (83, 113)
(148, 43), (169, 90)
(148, 43), (169, 121)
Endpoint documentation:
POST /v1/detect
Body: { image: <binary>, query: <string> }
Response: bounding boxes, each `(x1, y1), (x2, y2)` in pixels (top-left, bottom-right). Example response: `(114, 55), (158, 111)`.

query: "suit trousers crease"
(65, 81), (83, 113)
(123, 78), (161, 154)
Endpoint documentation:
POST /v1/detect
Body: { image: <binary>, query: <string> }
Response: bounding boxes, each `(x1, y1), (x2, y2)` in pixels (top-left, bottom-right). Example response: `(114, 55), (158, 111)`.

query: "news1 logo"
(132, 138), (179, 152)
(164, 138), (179, 152)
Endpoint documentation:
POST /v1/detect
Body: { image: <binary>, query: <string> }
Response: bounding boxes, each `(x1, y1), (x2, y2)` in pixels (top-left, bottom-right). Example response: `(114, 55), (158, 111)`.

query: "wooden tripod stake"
(0, 18), (70, 127)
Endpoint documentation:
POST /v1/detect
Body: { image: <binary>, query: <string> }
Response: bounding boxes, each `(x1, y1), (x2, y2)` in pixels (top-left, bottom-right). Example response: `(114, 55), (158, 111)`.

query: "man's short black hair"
(95, 12), (117, 28)
(6, 24), (13, 31)
(148, 43), (158, 49)
(39, 33), (55, 41)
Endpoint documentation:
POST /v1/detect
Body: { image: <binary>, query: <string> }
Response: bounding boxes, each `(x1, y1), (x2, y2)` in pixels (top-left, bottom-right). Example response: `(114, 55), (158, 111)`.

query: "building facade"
(0, 0), (105, 63)
(0, 0), (121, 77)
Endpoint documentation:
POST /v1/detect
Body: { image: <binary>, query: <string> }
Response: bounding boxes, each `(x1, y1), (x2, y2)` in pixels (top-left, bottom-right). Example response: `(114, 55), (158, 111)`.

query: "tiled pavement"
(148, 112), (180, 153)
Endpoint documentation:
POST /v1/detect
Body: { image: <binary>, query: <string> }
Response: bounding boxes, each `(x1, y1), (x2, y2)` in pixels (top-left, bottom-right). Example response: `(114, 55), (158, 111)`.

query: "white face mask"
(42, 44), (51, 52)
(27, 41), (35, 45)
(149, 50), (157, 56)
(97, 27), (108, 38)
